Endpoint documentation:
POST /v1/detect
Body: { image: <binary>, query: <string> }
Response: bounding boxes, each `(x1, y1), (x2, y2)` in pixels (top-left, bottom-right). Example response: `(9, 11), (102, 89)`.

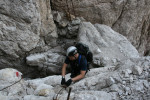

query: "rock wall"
(26, 22), (140, 76)
(0, 0), (148, 78)
(0, 1), (149, 99)
(51, 0), (150, 56)
(0, 0), (57, 77)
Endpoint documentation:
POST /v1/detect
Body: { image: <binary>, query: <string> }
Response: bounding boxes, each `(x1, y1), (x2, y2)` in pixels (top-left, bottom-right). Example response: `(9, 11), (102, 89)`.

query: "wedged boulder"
(26, 51), (64, 76)
(26, 53), (46, 66)
(78, 22), (139, 66)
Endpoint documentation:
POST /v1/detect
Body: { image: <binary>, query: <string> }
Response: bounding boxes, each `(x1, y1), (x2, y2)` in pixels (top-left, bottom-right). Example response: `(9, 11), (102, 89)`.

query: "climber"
(61, 46), (88, 87)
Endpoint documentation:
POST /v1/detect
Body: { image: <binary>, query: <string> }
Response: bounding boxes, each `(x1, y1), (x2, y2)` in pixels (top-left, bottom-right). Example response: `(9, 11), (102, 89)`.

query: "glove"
(61, 77), (66, 85)
(65, 79), (72, 87)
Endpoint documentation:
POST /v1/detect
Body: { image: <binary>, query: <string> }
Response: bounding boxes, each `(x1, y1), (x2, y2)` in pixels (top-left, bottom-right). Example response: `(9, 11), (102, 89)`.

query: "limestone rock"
(132, 65), (143, 75)
(0, 0), (57, 76)
(0, 68), (22, 82)
(74, 91), (113, 100)
(56, 16), (81, 38)
(0, 95), (21, 100)
(143, 80), (149, 89)
(131, 80), (144, 92)
(71, 17), (81, 26)
(0, 0), (150, 99)
(34, 84), (54, 97)
(51, 0), (150, 56)
(78, 22), (139, 66)
(24, 95), (53, 100)
(52, 11), (62, 23)
(122, 69), (132, 78)
(26, 51), (64, 76)
(26, 53), (46, 66)
(0, 57), (150, 100)
(0, 68), (27, 98)
(110, 84), (121, 92)
(51, 0), (126, 26)
(106, 77), (115, 86)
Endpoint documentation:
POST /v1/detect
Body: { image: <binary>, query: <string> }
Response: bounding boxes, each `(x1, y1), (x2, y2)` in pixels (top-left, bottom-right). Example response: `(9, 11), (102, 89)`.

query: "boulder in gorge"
(26, 50), (64, 76)
(78, 22), (139, 66)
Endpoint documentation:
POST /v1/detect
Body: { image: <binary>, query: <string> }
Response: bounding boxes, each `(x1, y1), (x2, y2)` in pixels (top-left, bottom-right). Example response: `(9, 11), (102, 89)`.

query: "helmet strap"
(73, 55), (77, 60)
(73, 53), (78, 60)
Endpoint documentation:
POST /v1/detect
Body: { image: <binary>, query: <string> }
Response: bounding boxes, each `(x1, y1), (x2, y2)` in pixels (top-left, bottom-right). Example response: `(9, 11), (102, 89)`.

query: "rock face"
(78, 22), (139, 66)
(51, 0), (150, 56)
(0, 0), (148, 78)
(0, 1), (149, 99)
(25, 22), (140, 75)
(0, 0), (57, 76)
(0, 56), (150, 100)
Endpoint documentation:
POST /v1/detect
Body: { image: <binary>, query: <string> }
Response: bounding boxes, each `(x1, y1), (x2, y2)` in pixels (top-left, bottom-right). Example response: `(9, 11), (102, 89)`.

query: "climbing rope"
(0, 77), (22, 91)
(53, 87), (65, 100)
(53, 86), (72, 100)
(0, 69), (37, 91)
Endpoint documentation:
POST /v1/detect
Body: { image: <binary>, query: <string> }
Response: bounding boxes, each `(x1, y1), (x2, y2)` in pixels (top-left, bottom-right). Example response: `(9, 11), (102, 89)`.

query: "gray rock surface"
(0, 1), (150, 99)
(0, 0), (148, 78)
(78, 22), (139, 66)
(51, 0), (150, 56)
(132, 65), (143, 75)
(0, 0), (57, 76)
(26, 22), (140, 74)
(26, 50), (64, 76)
(0, 56), (150, 100)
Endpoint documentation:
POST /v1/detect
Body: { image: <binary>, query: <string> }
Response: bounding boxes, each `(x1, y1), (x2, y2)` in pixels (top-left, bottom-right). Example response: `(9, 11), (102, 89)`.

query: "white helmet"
(67, 46), (77, 56)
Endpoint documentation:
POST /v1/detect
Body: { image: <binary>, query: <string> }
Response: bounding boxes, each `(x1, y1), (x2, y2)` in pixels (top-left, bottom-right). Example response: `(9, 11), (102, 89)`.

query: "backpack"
(75, 42), (93, 70)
